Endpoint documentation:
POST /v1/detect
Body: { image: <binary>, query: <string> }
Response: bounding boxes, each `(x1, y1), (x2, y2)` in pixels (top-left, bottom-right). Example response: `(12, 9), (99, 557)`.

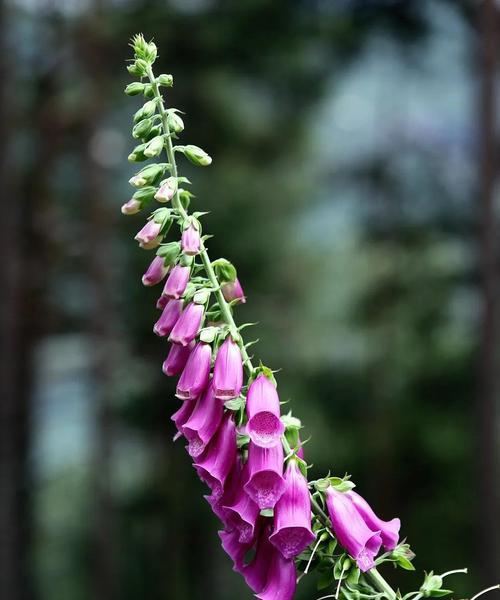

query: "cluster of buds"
(119, 34), (485, 600)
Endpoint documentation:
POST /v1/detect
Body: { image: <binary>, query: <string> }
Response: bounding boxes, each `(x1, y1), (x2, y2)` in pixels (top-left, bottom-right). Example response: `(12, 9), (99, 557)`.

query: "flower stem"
(366, 568), (397, 600)
(146, 64), (254, 374)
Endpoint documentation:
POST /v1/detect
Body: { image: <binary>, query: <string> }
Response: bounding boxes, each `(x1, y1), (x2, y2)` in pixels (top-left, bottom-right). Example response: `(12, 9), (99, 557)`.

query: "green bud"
(178, 189), (193, 210)
(131, 35), (157, 63)
(329, 476), (355, 493)
(144, 125), (162, 142)
(124, 82), (145, 96)
(143, 84), (155, 99)
(132, 118), (153, 139)
(180, 144), (212, 167)
(212, 258), (237, 284)
(129, 163), (166, 188)
(193, 288), (211, 305)
(156, 241), (180, 265)
(167, 111), (184, 134)
(127, 61), (146, 77)
(128, 143), (147, 162)
(142, 100), (157, 118)
(144, 135), (164, 158)
(157, 74), (174, 87)
(132, 186), (157, 203)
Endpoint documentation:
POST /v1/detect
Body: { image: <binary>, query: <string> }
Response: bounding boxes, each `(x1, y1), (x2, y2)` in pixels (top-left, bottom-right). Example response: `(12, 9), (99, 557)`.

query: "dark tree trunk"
(476, 0), (500, 584)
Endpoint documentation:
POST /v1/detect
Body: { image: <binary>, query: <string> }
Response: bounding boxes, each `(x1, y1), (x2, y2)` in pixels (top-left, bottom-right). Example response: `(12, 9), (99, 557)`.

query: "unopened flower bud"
(135, 220), (162, 248)
(129, 164), (165, 188)
(162, 341), (193, 377)
(124, 82), (145, 96)
(127, 60), (147, 77)
(182, 144), (212, 167)
(155, 177), (177, 202)
(157, 74), (174, 87)
(156, 241), (180, 266)
(132, 118), (153, 139)
(169, 302), (204, 346)
(167, 111), (184, 134)
(121, 199), (141, 215)
(221, 278), (246, 304)
(181, 221), (201, 255)
(143, 84), (155, 98)
(142, 255), (169, 287)
(176, 341), (212, 400)
(141, 100), (157, 118)
(213, 337), (243, 400)
(153, 299), (182, 337)
(144, 135), (164, 158)
(162, 264), (190, 299)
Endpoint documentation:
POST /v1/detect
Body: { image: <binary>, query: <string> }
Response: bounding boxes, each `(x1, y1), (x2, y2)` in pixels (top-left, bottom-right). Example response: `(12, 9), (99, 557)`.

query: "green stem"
(366, 568), (397, 600)
(146, 64), (254, 375)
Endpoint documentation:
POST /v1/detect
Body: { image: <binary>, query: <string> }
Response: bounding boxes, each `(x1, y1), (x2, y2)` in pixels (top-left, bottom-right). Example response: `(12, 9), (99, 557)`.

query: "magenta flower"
(325, 487), (383, 572)
(255, 548), (297, 600)
(142, 255), (169, 287)
(244, 440), (285, 510)
(183, 385), (223, 457)
(162, 342), (192, 377)
(194, 413), (237, 499)
(269, 459), (315, 559)
(206, 457), (242, 526)
(153, 299), (182, 337)
(171, 400), (195, 441)
(221, 278), (246, 304)
(181, 223), (201, 255)
(121, 198), (141, 215)
(242, 524), (275, 593)
(246, 374), (285, 448)
(346, 490), (401, 551)
(156, 294), (169, 310)
(168, 302), (204, 346)
(162, 264), (190, 299)
(134, 220), (162, 248)
(219, 528), (253, 574)
(176, 342), (212, 400)
(223, 464), (260, 543)
(213, 337), (244, 400)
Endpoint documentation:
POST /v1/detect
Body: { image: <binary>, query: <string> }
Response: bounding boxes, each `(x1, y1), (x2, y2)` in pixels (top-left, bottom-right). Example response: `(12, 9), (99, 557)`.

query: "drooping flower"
(346, 490), (401, 551)
(221, 278), (246, 304)
(183, 385), (223, 457)
(213, 337), (244, 400)
(156, 295), (169, 310)
(325, 487), (383, 572)
(162, 342), (192, 377)
(142, 255), (169, 286)
(269, 459), (315, 559)
(181, 223), (201, 255)
(121, 198), (141, 215)
(223, 463), (260, 543)
(162, 264), (190, 299)
(246, 374), (284, 448)
(176, 342), (212, 400)
(219, 528), (253, 574)
(206, 456), (242, 526)
(171, 400), (195, 441)
(255, 547), (297, 600)
(242, 523), (275, 593)
(134, 220), (162, 248)
(168, 302), (204, 346)
(154, 177), (177, 202)
(153, 299), (182, 337)
(244, 440), (285, 510)
(194, 412), (237, 499)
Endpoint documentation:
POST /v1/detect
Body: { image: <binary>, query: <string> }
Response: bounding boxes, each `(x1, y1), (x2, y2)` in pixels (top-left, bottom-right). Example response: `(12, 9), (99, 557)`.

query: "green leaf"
(395, 556), (416, 571)
(317, 568), (335, 591)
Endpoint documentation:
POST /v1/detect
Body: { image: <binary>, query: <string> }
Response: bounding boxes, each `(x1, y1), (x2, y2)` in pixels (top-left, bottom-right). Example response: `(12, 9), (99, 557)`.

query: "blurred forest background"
(1, 0), (499, 599)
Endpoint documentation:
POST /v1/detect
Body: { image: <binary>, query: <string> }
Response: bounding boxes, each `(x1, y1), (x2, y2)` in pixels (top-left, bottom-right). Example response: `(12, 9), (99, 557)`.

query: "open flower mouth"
(248, 412), (285, 448)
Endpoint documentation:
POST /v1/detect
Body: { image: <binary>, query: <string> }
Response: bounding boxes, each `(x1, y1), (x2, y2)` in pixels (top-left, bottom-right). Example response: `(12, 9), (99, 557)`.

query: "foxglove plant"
(122, 35), (499, 600)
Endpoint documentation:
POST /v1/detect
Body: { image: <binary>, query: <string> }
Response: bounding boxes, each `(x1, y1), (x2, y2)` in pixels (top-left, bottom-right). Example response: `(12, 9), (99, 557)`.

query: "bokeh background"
(1, 0), (499, 599)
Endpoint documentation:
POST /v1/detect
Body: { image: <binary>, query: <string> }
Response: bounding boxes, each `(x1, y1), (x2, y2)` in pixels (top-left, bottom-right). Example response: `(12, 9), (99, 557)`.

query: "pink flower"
(171, 400), (195, 441)
(162, 342), (192, 377)
(255, 548), (296, 600)
(168, 302), (204, 346)
(134, 220), (162, 248)
(213, 337), (244, 400)
(221, 278), (246, 304)
(183, 385), (223, 457)
(153, 299), (182, 337)
(162, 264), (190, 299)
(142, 255), (169, 286)
(346, 490), (401, 551)
(325, 487), (383, 572)
(246, 374), (284, 448)
(269, 459), (315, 559)
(223, 463), (259, 543)
(121, 198), (141, 215)
(156, 295), (169, 310)
(176, 342), (212, 400)
(181, 223), (201, 255)
(154, 177), (177, 202)
(194, 413), (237, 499)
(242, 524), (275, 593)
(244, 440), (285, 510)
